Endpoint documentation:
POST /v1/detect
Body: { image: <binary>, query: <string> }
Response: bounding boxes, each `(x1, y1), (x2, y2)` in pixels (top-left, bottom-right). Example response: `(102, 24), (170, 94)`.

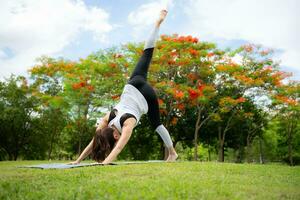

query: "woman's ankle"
(168, 147), (177, 155)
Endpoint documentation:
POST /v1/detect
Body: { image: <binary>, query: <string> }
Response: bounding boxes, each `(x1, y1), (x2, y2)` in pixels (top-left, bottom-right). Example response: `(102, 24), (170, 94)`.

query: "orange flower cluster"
(207, 52), (214, 57)
(198, 84), (205, 92)
(271, 71), (291, 86)
(236, 97), (246, 103)
(189, 48), (199, 57)
(216, 65), (228, 72)
(177, 59), (190, 66)
(86, 85), (94, 91)
(168, 59), (176, 65)
(171, 117), (178, 125)
(160, 55), (167, 62)
(72, 81), (94, 92)
(187, 73), (198, 81)
(124, 63), (129, 68)
(170, 51), (178, 57)
(219, 96), (246, 107)
(159, 109), (168, 115)
(64, 63), (75, 72)
(158, 98), (164, 105)
(216, 63), (239, 73)
(72, 82), (86, 90)
(66, 73), (76, 78)
(161, 35), (199, 43)
(176, 103), (185, 111)
(155, 81), (167, 88)
(109, 63), (117, 68)
(275, 95), (297, 106)
(186, 83), (208, 101)
(111, 95), (120, 100)
(188, 88), (200, 100)
(173, 89), (185, 99)
(219, 97), (237, 106)
(234, 74), (255, 85)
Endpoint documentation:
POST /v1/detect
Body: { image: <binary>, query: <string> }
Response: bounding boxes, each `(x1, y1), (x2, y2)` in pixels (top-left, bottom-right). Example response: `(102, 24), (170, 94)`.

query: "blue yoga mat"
(21, 160), (164, 169)
(21, 163), (107, 169)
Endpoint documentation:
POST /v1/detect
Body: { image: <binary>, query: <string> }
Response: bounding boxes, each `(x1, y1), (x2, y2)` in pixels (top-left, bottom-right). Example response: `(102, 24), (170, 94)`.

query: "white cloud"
(182, 0), (300, 79)
(0, 0), (112, 79)
(0, 50), (6, 59)
(127, 0), (174, 38)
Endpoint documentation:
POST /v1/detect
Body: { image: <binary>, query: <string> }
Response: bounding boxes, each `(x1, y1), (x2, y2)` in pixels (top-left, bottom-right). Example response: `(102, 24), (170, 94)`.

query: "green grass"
(0, 161), (299, 200)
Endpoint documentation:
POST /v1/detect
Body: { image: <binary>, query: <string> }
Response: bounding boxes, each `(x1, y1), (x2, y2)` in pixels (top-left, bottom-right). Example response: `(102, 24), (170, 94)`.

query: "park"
(0, 0), (299, 199)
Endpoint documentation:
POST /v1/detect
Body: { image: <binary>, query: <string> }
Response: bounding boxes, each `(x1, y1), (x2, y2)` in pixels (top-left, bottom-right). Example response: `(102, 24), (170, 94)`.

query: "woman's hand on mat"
(156, 9), (168, 26)
(68, 160), (80, 165)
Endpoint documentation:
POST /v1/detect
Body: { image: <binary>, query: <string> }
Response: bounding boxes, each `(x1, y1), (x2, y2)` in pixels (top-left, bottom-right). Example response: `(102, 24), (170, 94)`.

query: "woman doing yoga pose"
(70, 10), (178, 164)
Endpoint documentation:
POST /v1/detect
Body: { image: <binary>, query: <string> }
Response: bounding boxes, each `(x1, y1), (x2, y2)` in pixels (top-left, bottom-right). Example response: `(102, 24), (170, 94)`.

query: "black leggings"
(128, 48), (161, 129)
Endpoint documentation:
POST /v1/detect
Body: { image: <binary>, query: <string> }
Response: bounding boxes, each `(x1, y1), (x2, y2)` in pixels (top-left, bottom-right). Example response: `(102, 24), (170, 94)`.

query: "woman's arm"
(102, 118), (136, 164)
(69, 112), (110, 164)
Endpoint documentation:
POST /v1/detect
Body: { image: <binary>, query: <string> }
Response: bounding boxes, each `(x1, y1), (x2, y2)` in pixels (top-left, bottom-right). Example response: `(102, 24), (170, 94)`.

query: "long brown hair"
(91, 127), (116, 162)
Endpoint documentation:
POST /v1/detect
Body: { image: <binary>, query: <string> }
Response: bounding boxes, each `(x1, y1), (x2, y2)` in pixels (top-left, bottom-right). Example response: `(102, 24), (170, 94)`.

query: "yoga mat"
(21, 163), (106, 169)
(20, 160), (164, 169)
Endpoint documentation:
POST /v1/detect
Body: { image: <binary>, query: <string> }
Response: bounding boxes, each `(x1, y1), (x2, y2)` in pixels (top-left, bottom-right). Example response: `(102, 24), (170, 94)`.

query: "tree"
(0, 76), (40, 160)
(150, 34), (219, 160)
(272, 81), (300, 165)
(210, 44), (290, 162)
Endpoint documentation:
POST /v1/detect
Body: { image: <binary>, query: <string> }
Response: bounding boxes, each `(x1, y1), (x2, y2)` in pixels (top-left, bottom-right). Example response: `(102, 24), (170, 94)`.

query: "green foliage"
(0, 76), (42, 160)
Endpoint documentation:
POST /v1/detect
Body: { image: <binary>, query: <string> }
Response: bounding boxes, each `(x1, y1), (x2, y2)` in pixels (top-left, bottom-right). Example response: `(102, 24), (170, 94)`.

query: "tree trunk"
(259, 136), (264, 164)
(219, 143), (224, 162)
(14, 139), (19, 161)
(48, 136), (54, 160)
(13, 151), (18, 161)
(208, 144), (211, 161)
(246, 134), (252, 163)
(236, 144), (244, 163)
(287, 122), (293, 166)
(194, 108), (202, 161)
(194, 126), (200, 161)
(48, 122), (57, 160)
(8, 153), (13, 161)
(78, 134), (82, 155)
(218, 112), (234, 162)
(77, 105), (82, 155)
(218, 126), (224, 162)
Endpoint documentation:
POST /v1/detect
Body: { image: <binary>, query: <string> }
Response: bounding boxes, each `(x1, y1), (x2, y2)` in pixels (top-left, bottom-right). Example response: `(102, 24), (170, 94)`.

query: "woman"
(70, 10), (178, 165)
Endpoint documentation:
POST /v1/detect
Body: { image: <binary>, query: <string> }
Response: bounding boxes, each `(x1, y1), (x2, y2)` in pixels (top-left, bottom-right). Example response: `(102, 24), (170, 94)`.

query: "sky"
(0, 0), (299, 81)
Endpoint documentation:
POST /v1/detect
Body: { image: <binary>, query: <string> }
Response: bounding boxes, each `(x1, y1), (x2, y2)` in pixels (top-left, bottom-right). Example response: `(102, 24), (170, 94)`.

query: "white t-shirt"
(108, 84), (148, 133)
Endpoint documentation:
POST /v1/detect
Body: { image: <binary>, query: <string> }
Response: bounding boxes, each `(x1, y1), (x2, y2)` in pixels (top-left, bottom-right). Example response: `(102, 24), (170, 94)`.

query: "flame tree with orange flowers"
(271, 81), (300, 165)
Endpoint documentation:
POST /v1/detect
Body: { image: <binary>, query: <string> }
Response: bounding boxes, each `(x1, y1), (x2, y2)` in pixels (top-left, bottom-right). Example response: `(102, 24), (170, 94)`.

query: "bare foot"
(166, 152), (178, 162)
(156, 10), (168, 26)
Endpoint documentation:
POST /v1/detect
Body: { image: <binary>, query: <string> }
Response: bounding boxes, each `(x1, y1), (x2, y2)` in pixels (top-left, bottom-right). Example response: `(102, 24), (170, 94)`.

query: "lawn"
(0, 161), (299, 200)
